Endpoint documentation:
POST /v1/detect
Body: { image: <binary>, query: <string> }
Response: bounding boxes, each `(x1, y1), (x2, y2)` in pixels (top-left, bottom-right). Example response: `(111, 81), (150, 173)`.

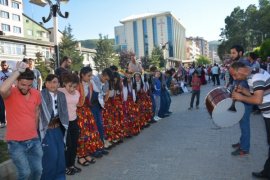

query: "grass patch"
(0, 140), (9, 163)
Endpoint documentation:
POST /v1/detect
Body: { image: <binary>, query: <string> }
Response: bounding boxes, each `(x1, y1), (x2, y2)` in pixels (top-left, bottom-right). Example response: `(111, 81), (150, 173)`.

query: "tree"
(93, 34), (118, 72)
(35, 52), (51, 80)
(59, 24), (84, 71)
(260, 39), (270, 61)
(150, 47), (165, 68)
(196, 55), (211, 65)
(119, 51), (134, 70)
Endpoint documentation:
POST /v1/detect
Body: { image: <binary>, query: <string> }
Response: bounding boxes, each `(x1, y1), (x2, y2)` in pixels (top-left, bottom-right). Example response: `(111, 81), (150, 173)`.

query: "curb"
(0, 160), (16, 180)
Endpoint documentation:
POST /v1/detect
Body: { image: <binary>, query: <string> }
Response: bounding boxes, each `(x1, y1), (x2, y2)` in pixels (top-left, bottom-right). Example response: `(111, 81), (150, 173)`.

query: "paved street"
(0, 82), (268, 180)
(67, 83), (268, 180)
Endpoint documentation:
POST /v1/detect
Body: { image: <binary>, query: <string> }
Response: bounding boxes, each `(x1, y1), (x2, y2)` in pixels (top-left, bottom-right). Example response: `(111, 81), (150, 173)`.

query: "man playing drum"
(230, 61), (270, 179)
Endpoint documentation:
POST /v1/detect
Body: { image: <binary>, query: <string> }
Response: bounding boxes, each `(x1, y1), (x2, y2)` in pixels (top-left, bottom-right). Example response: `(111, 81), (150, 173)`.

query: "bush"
(0, 140), (9, 163)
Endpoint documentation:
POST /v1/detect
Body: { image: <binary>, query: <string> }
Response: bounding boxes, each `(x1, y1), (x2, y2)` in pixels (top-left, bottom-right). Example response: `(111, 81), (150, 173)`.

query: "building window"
(36, 31), (43, 37)
(152, 17), (158, 47)
(0, 41), (24, 55)
(12, 1), (19, 9)
(0, 0), (8, 6)
(27, 29), (33, 36)
(142, 19), (149, 56)
(13, 26), (21, 34)
(133, 21), (139, 57)
(0, 11), (9, 19)
(12, 14), (20, 21)
(1, 24), (10, 32)
(166, 16), (174, 57)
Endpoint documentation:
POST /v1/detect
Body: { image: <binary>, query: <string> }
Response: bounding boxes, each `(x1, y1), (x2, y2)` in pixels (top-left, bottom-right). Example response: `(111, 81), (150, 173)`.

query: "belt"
(48, 117), (60, 129)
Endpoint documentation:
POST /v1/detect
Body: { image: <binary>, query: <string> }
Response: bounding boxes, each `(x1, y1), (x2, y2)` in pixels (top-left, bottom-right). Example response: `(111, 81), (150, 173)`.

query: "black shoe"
(92, 151), (103, 158)
(252, 171), (269, 179)
(149, 119), (157, 124)
(232, 143), (240, 149)
(231, 148), (249, 156)
(100, 150), (109, 155)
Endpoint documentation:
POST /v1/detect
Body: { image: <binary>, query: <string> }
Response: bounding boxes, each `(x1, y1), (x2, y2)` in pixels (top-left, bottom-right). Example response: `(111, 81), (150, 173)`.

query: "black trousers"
(190, 90), (200, 108)
(263, 117), (270, 177)
(0, 96), (5, 124)
(65, 119), (80, 167)
(212, 74), (220, 85)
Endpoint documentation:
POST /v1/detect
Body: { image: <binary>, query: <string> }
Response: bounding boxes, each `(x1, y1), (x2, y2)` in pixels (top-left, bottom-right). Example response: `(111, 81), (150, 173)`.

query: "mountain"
(79, 39), (115, 49)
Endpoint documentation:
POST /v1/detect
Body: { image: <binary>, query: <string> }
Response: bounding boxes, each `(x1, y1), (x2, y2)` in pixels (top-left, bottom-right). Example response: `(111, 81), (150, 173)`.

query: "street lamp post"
(160, 42), (168, 69)
(29, 0), (69, 69)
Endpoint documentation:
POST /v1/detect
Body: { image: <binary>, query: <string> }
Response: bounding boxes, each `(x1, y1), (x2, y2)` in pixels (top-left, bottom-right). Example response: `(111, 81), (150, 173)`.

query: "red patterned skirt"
(102, 96), (125, 141)
(77, 103), (104, 157)
(123, 95), (140, 136)
(137, 91), (153, 127)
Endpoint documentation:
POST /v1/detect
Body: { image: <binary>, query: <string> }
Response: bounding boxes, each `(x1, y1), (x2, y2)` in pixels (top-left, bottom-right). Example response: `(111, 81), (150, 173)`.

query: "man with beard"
(55, 56), (72, 87)
(0, 61), (43, 180)
(0, 60), (12, 128)
(229, 45), (252, 156)
(230, 61), (270, 179)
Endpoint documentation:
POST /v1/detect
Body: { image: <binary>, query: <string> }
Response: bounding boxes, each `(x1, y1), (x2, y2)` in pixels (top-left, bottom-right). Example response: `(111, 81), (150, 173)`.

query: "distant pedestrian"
(188, 71), (201, 110)
(0, 60), (12, 128)
(0, 61), (43, 180)
(55, 56), (72, 87)
(153, 70), (162, 121)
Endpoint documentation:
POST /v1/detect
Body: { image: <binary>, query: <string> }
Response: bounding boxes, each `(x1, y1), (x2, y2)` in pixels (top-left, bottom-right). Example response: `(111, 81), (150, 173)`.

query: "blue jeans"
(8, 138), (43, 180)
(239, 103), (252, 152)
(41, 127), (65, 180)
(91, 105), (104, 141)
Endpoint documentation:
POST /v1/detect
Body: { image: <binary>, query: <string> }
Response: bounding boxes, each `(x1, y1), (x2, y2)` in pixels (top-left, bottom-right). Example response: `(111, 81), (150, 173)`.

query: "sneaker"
(188, 107), (192, 110)
(231, 143), (240, 149)
(153, 116), (159, 121)
(0, 123), (6, 128)
(231, 148), (249, 156)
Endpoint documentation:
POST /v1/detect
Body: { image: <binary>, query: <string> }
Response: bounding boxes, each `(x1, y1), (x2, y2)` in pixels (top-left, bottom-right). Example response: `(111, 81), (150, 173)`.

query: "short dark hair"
(150, 66), (157, 72)
(249, 52), (258, 60)
(60, 56), (70, 65)
(230, 45), (244, 55)
(17, 68), (35, 81)
(79, 67), (92, 80)
(230, 61), (247, 71)
(22, 58), (29, 64)
(102, 68), (113, 78)
(63, 73), (79, 85)
(0, 60), (7, 65)
(110, 65), (118, 72)
(45, 74), (58, 82)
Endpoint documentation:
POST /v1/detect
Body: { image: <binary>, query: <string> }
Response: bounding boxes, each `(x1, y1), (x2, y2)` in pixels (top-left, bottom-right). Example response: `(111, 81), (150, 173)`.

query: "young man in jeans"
(0, 61), (43, 180)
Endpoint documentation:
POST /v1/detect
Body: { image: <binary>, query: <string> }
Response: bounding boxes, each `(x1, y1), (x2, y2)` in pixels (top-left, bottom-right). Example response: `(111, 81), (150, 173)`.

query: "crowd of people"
(0, 55), (173, 179)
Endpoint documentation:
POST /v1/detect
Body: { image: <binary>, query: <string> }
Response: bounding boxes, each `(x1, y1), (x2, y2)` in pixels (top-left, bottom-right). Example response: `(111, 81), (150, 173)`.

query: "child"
(58, 73), (81, 175)
(188, 71), (201, 110)
(153, 70), (162, 121)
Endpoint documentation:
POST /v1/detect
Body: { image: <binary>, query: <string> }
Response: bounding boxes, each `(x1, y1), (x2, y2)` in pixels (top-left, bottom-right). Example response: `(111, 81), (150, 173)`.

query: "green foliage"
(150, 46), (165, 68)
(119, 51), (134, 70)
(260, 39), (270, 60)
(219, 1), (270, 60)
(0, 140), (9, 163)
(35, 54), (51, 80)
(94, 34), (118, 72)
(59, 24), (84, 71)
(196, 55), (211, 65)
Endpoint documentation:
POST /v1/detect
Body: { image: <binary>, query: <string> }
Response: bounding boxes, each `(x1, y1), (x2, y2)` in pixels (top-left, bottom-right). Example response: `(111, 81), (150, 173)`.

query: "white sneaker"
(157, 116), (162, 120)
(153, 116), (159, 121)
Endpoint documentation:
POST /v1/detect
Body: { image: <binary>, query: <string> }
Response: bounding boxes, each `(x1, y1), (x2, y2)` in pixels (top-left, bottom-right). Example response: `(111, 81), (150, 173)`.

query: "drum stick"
(228, 82), (239, 112)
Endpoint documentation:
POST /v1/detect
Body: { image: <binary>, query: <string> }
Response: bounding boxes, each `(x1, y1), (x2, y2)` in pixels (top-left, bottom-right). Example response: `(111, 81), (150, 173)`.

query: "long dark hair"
(79, 67), (92, 82)
(133, 73), (144, 92)
(113, 72), (121, 92)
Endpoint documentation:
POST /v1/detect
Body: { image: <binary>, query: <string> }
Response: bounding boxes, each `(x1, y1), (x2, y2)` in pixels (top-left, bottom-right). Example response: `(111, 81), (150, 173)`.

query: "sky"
(23, 0), (258, 41)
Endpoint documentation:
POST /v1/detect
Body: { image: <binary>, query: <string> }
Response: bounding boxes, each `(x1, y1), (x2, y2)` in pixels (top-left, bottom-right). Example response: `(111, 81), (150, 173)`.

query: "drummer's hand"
(235, 85), (244, 93)
(232, 91), (243, 101)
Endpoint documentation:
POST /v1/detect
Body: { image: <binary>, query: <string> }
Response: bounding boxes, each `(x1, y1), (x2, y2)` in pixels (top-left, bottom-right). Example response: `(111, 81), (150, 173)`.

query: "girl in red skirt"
(76, 67), (104, 166)
(122, 71), (140, 136)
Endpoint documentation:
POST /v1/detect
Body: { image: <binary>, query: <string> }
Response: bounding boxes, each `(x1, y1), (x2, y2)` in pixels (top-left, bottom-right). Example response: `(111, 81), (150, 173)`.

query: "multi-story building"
(115, 11), (186, 67)
(0, 0), (23, 37)
(185, 38), (201, 64)
(187, 37), (209, 58)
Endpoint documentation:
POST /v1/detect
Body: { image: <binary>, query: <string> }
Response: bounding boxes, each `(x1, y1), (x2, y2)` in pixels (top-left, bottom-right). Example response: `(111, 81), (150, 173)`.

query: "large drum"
(205, 87), (245, 128)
